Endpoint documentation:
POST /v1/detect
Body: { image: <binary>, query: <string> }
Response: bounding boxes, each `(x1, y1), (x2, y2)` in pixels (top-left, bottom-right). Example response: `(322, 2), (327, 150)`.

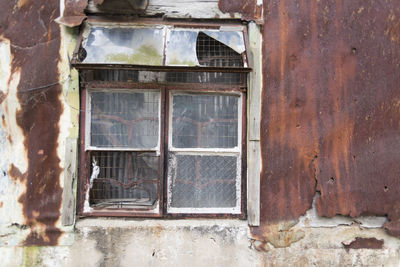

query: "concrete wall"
(1, 219), (400, 266)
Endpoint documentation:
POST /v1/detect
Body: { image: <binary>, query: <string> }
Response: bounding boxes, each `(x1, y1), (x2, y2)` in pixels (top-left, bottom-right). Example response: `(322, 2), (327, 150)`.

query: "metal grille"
(90, 90), (159, 149)
(169, 154), (237, 208)
(82, 70), (244, 85)
(83, 69), (140, 82)
(90, 151), (159, 208)
(172, 94), (239, 148)
(166, 72), (243, 84)
(196, 32), (244, 67)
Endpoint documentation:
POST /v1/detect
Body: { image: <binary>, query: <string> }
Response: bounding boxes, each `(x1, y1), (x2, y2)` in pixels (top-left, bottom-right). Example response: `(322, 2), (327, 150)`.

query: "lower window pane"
(89, 151), (159, 209)
(168, 153), (238, 209)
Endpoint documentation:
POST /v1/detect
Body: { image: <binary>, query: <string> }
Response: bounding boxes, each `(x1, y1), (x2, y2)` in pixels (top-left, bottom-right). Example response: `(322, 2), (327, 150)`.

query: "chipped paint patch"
(342, 237), (384, 250)
(251, 221), (305, 251)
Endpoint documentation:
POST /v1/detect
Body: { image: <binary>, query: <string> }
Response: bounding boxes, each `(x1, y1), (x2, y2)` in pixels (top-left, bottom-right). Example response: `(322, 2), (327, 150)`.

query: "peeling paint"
(0, 0), (64, 246)
(253, 0), (400, 242)
(342, 237), (384, 250)
(218, 0), (262, 21)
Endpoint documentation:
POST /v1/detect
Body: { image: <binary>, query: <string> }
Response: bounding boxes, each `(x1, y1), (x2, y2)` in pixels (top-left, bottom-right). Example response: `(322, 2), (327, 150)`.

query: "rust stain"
(218, 0), (261, 21)
(17, 0), (29, 9)
(0, 92), (6, 104)
(1, 0), (63, 246)
(56, 0), (88, 27)
(342, 237), (384, 250)
(9, 164), (24, 183)
(252, 0), (400, 241)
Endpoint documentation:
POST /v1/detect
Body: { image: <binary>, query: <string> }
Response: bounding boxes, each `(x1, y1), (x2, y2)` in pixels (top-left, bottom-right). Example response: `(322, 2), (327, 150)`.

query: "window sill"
(75, 217), (249, 229)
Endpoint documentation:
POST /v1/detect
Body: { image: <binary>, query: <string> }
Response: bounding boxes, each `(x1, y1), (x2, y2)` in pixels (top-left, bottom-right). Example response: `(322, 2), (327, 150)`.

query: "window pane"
(172, 94), (239, 148)
(196, 32), (244, 67)
(90, 90), (159, 149)
(165, 29), (245, 67)
(165, 30), (199, 66)
(90, 151), (159, 208)
(82, 27), (164, 65)
(168, 154), (238, 208)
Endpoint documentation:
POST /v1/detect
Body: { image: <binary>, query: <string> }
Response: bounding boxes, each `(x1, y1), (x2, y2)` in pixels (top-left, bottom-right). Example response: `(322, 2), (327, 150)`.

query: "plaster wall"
(0, 219), (400, 267)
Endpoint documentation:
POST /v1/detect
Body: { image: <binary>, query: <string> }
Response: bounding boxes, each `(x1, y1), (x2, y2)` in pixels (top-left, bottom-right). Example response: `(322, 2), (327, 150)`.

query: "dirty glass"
(172, 94), (239, 148)
(165, 30), (199, 66)
(90, 151), (158, 208)
(90, 90), (160, 149)
(82, 27), (164, 65)
(168, 153), (237, 208)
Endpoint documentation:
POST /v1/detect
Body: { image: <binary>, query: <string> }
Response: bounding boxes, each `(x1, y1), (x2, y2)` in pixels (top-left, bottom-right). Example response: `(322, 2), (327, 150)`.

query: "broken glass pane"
(202, 31), (245, 54)
(90, 151), (158, 208)
(168, 153), (238, 208)
(90, 90), (160, 149)
(172, 94), (239, 148)
(82, 27), (164, 65)
(196, 32), (244, 67)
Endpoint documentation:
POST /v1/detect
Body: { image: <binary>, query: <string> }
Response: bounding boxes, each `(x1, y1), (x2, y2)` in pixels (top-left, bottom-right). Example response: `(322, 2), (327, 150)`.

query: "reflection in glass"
(83, 27), (164, 65)
(172, 94), (239, 148)
(90, 91), (160, 149)
(165, 30), (199, 66)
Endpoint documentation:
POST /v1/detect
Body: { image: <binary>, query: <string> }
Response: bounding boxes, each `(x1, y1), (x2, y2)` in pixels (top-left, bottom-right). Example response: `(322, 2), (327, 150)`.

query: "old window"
(74, 21), (249, 217)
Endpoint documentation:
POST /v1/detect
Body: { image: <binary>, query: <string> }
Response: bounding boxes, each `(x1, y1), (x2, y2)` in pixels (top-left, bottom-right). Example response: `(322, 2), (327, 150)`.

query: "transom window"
(74, 21), (249, 217)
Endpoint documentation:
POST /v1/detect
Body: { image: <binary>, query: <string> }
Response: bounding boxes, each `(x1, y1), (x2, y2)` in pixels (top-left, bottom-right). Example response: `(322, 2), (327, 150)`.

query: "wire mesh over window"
(90, 90), (160, 149)
(168, 154), (238, 208)
(167, 92), (241, 214)
(196, 32), (244, 67)
(81, 69), (244, 85)
(172, 94), (239, 149)
(90, 151), (159, 209)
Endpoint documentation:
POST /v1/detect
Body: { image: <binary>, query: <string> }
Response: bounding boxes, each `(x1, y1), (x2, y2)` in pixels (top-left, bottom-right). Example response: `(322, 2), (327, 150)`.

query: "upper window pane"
(90, 90), (160, 149)
(82, 27), (164, 65)
(172, 94), (239, 148)
(165, 29), (245, 67)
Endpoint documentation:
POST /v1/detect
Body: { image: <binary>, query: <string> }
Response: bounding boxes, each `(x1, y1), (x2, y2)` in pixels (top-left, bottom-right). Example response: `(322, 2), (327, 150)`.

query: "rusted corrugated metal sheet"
(252, 0), (400, 240)
(218, 0), (262, 21)
(0, 0), (63, 245)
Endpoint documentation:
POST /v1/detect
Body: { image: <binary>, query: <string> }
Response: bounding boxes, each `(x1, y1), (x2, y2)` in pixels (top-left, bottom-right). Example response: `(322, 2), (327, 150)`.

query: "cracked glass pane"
(168, 153), (238, 208)
(172, 94), (239, 148)
(90, 90), (160, 149)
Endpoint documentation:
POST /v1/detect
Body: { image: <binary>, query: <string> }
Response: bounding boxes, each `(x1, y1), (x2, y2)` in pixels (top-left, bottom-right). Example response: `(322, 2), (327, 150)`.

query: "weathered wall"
(0, 0), (400, 265)
(1, 219), (400, 267)
(0, 0), (79, 246)
(253, 0), (400, 245)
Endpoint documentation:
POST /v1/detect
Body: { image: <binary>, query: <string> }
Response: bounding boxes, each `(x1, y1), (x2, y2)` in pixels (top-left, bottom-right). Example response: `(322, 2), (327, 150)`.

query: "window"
(75, 21), (250, 217)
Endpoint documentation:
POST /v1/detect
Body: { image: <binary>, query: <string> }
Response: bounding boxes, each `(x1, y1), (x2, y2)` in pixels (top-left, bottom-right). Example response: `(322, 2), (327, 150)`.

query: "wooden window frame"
(77, 79), (247, 219)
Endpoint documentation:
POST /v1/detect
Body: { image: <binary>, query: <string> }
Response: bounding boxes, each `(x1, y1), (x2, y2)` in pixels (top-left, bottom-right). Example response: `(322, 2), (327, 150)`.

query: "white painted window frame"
(166, 91), (243, 214)
(85, 88), (162, 153)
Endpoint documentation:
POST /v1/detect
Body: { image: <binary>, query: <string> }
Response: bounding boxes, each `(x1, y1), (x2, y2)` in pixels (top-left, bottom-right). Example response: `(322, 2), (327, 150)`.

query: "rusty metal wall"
(254, 0), (400, 240)
(0, 0), (63, 245)
(1, 0), (399, 248)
